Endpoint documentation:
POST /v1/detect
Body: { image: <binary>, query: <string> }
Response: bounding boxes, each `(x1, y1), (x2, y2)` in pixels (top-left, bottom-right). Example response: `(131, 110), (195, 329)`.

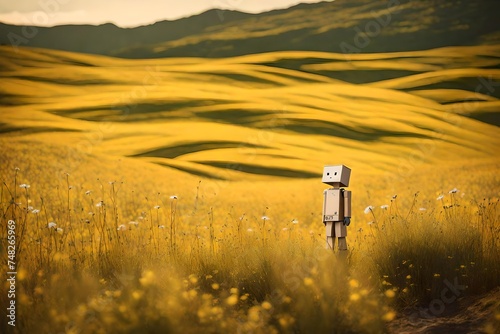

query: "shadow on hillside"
(48, 101), (230, 121)
(280, 119), (433, 141)
(0, 124), (80, 135)
(198, 161), (321, 178)
(196, 109), (273, 124)
(468, 112), (500, 127)
(263, 58), (421, 84)
(132, 141), (266, 159)
(152, 161), (228, 180)
(11, 75), (118, 86)
(0, 93), (35, 106)
(200, 72), (280, 85)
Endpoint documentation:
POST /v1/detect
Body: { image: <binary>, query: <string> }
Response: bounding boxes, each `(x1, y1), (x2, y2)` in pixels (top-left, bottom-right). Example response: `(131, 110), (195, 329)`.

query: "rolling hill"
(0, 0), (499, 186)
(1, 45), (499, 186)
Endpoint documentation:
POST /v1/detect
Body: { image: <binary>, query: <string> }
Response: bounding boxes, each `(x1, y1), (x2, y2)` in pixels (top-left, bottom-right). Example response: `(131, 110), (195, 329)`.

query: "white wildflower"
(56, 228), (63, 234)
(282, 227), (289, 231)
(436, 195), (444, 200)
(392, 194), (397, 200)
(19, 184), (30, 189)
(364, 206), (374, 214)
(292, 219), (299, 224)
(449, 188), (459, 194)
(261, 216), (270, 221)
(419, 208), (427, 211)
(117, 224), (127, 231)
(154, 205), (160, 209)
(158, 225), (165, 229)
(247, 228), (253, 232)
(128, 221), (139, 226)
(48, 222), (57, 229)
(367, 221), (374, 225)
(85, 190), (92, 195)
(28, 206), (34, 210)
(32, 209), (40, 214)
(170, 195), (178, 200)
(96, 201), (103, 207)
(380, 205), (389, 210)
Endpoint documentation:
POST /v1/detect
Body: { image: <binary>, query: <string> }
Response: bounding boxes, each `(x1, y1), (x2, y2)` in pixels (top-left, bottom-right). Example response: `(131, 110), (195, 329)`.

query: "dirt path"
(388, 288), (500, 334)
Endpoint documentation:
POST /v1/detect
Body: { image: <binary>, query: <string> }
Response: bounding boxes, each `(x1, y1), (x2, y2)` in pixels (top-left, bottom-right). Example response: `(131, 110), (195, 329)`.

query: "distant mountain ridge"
(1, 0), (499, 59)
(0, 8), (251, 56)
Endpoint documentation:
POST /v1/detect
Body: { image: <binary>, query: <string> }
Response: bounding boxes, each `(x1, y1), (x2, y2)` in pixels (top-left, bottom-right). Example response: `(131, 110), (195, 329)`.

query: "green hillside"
(117, 0), (500, 59)
(1, 0), (499, 59)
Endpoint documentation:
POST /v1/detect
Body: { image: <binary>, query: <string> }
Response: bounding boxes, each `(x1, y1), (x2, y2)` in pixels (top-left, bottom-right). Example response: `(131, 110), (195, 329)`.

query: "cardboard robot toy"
(322, 165), (352, 251)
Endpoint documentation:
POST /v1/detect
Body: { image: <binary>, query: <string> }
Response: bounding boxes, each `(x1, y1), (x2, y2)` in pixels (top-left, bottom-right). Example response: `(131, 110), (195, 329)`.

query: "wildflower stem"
(370, 208), (377, 224)
(209, 207), (214, 255)
(405, 192), (419, 222)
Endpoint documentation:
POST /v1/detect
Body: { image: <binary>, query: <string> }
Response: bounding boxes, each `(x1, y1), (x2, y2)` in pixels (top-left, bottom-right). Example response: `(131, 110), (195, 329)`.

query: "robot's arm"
(343, 190), (352, 226)
(322, 189), (327, 225)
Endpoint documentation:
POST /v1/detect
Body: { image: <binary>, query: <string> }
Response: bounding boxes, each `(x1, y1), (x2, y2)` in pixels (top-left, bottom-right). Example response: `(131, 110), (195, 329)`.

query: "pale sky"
(0, 0), (330, 28)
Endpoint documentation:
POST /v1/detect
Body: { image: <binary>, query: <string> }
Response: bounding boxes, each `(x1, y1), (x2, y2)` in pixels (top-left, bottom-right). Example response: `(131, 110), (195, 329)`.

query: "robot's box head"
(322, 165), (351, 187)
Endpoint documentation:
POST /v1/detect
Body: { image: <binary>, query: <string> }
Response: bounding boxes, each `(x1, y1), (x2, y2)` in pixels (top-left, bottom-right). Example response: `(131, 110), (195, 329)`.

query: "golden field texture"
(0, 45), (499, 333)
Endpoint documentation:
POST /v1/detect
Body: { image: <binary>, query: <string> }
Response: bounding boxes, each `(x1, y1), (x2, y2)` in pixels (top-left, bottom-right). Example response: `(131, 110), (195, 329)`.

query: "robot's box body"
(322, 165), (351, 187)
(323, 189), (351, 222)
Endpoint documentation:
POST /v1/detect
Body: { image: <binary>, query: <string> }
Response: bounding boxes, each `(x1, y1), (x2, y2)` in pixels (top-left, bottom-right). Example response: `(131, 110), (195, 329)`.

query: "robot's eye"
(334, 172), (337, 175)
(327, 173), (329, 175)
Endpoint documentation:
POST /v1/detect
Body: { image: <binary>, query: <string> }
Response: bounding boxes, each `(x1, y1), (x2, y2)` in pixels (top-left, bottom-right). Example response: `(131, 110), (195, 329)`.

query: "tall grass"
(1, 167), (498, 333)
(363, 192), (499, 307)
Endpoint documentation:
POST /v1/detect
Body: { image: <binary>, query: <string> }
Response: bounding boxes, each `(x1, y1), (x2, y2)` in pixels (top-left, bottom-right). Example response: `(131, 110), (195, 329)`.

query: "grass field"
(0, 44), (499, 333)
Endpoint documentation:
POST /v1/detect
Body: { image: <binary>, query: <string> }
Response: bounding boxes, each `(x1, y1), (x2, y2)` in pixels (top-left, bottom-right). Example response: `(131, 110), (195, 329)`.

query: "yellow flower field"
(1, 44), (499, 333)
